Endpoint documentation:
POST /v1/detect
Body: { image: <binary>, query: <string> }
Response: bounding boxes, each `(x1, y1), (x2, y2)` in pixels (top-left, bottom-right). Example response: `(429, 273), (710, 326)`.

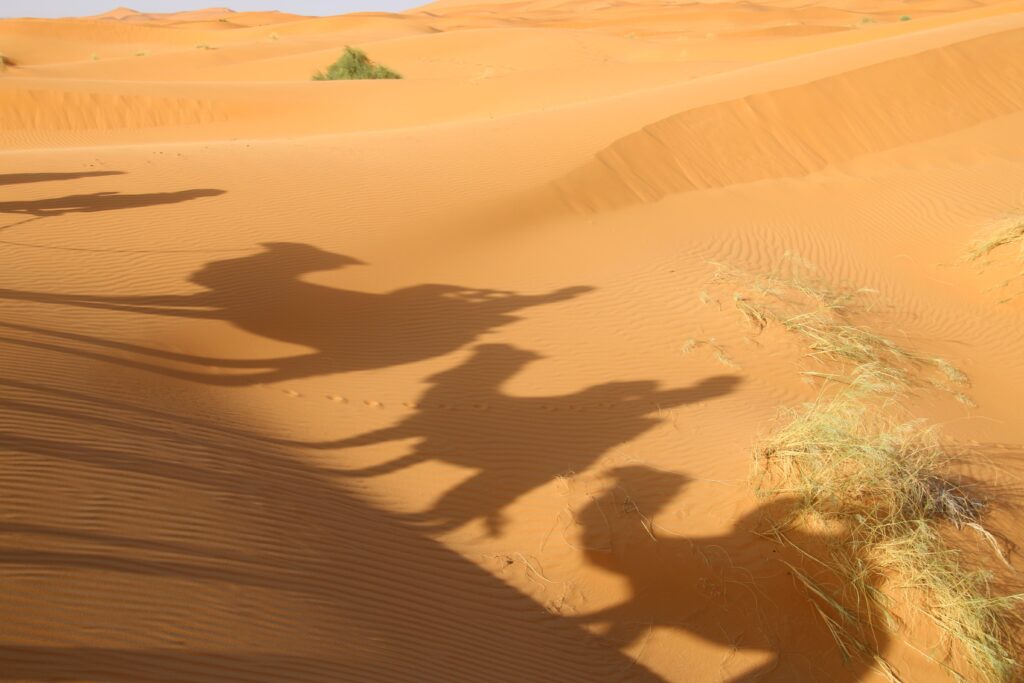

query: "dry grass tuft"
(754, 396), (1022, 682)
(705, 259), (1020, 681)
(681, 337), (740, 369)
(710, 260), (972, 404)
(966, 216), (1024, 302)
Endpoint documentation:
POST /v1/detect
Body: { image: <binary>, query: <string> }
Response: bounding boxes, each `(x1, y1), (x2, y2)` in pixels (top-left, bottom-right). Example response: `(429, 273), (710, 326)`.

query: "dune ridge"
(553, 27), (1024, 211)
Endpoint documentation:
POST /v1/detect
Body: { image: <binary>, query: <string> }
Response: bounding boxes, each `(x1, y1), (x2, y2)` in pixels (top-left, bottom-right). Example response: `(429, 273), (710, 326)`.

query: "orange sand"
(2, 1), (1023, 681)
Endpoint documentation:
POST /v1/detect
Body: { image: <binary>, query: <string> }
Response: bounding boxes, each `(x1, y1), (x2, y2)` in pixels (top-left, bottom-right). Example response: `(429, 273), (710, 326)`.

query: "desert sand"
(2, 1), (1023, 681)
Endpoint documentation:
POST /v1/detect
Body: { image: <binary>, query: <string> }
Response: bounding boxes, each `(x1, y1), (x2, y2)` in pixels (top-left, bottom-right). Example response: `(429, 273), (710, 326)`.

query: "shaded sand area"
(2, 1), (1024, 681)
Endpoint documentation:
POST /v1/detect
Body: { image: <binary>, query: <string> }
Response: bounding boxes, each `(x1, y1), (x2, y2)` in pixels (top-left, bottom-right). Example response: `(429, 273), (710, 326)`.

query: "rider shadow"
(570, 465), (889, 682)
(0, 242), (592, 385)
(329, 343), (741, 536)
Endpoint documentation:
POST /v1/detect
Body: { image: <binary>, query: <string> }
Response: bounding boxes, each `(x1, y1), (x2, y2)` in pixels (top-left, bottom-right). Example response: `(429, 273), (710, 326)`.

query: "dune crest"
(553, 27), (1024, 211)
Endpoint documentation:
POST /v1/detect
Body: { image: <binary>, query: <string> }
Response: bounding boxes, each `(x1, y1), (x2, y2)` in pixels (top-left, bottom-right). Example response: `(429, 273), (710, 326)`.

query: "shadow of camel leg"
(0, 334), (314, 386)
(0, 321), (300, 368)
(334, 452), (425, 477)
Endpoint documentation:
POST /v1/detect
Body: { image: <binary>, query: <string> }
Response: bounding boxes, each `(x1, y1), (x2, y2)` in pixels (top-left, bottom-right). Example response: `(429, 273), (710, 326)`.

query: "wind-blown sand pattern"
(2, 1), (1023, 681)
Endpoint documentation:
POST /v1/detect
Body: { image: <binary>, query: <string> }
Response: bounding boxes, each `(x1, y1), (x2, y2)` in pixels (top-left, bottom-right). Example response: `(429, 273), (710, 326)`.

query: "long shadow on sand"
(0, 188), (225, 218)
(0, 370), (883, 682)
(0, 242), (591, 385)
(0, 371), (664, 682)
(0, 171), (125, 187)
(570, 466), (889, 682)
(328, 343), (740, 535)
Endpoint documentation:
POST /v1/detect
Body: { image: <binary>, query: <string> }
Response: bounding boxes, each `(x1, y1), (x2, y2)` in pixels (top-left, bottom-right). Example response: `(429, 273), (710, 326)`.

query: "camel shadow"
(328, 343), (741, 535)
(0, 242), (592, 385)
(0, 189), (225, 218)
(570, 465), (889, 682)
(0, 171), (125, 187)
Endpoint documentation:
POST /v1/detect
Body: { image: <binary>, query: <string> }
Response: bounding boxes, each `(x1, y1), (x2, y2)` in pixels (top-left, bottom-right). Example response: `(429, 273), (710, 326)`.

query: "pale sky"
(0, 1), (423, 18)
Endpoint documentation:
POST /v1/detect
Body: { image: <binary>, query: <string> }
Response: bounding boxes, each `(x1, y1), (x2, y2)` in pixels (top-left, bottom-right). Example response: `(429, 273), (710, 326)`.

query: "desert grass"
(681, 337), (740, 369)
(313, 46), (401, 81)
(754, 395), (1022, 682)
(706, 260), (1020, 681)
(709, 261), (972, 404)
(966, 216), (1024, 302)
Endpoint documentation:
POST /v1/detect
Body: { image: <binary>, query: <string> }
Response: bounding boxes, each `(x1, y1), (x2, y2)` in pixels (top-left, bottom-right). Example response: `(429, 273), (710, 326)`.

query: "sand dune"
(2, 0), (1023, 681)
(553, 26), (1024, 211)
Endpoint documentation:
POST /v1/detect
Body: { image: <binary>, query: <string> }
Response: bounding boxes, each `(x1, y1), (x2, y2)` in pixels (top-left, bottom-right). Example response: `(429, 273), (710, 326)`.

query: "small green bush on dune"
(313, 46), (401, 81)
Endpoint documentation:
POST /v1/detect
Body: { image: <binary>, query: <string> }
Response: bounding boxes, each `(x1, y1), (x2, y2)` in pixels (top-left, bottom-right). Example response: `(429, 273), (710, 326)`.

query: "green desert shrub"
(313, 46), (401, 81)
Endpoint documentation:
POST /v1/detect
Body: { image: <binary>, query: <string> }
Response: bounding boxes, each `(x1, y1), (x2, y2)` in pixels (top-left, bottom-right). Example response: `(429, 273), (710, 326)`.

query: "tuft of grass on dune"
(709, 260), (972, 404)
(313, 46), (401, 81)
(967, 216), (1024, 302)
(705, 258), (1021, 681)
(681, 337), (740, 369)
(754, 395), (1023, 683)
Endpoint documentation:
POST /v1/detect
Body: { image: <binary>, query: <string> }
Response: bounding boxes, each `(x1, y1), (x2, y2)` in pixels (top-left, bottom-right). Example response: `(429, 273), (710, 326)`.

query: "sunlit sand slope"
(553, 27), (1024, 211)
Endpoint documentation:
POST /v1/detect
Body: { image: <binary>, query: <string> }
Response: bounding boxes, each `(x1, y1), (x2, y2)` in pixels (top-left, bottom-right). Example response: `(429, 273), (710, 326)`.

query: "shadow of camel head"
(601, 464), (693, 512)
(188, 242), (366, 289)
(604, 464), (692, 488)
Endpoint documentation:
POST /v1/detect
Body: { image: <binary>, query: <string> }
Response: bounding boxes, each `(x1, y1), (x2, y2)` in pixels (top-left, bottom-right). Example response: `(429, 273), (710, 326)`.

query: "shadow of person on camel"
(329, 343), (741, 536)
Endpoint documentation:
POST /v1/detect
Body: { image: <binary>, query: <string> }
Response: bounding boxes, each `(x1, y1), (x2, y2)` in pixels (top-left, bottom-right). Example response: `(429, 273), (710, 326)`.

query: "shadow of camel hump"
(571, 465), (889, 682)
(0, 189), (225, 217)
(0, 242), (593, 385)
(331, 343), (741, 535)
